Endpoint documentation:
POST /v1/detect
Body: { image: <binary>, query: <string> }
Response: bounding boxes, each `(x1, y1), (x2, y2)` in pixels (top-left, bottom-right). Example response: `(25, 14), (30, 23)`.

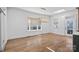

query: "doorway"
(65, 15), (77, 35)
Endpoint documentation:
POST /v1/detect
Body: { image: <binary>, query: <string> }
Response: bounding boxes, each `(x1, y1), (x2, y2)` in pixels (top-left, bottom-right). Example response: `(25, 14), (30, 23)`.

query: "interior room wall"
(7, 7), (51, 39)
(7, 7), (77, 40)
(0, 7), (7, 51)
(50, 10), (77, 35)
(0, 11), (1, 50)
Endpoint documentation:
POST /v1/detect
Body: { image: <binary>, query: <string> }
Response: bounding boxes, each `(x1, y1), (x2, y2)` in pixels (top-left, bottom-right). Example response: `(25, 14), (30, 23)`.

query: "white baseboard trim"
(8, 32), (49, 40)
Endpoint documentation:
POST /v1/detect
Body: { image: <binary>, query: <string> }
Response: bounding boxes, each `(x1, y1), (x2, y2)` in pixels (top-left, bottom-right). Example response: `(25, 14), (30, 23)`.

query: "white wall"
(7, 7), (51, 39)
(50, 10), (77, 35)
(0, 7), (7, 51)
(7, 7), (77, 40)
(0, 11), (1, 51)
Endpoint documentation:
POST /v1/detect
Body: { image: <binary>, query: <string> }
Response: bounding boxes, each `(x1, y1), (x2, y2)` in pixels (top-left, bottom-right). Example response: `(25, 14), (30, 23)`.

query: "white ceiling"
(18, 7), (75, 15)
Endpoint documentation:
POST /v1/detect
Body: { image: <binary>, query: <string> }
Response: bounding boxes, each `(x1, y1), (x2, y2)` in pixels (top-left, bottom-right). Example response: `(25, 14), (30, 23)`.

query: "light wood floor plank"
(4, 33), (73, 52)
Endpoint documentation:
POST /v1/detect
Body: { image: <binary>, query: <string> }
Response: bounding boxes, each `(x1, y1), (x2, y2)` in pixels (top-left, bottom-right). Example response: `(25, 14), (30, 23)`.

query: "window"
(27, 17), (42, 31)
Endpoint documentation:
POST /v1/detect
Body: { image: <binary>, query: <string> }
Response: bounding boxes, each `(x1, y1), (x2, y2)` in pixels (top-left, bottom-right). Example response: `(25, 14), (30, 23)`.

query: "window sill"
(26, 30), (42, 31)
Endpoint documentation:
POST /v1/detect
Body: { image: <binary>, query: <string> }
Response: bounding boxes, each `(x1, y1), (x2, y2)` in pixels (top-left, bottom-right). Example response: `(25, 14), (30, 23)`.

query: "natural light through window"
(27, 17), (42, 31)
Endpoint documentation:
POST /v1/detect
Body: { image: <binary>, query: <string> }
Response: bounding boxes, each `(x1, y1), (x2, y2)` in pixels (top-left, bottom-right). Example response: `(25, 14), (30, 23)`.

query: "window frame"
(27, 17), (42, 31)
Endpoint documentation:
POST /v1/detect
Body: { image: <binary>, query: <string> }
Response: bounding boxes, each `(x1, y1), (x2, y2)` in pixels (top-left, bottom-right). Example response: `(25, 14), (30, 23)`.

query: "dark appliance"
(73, 34), (79, 52)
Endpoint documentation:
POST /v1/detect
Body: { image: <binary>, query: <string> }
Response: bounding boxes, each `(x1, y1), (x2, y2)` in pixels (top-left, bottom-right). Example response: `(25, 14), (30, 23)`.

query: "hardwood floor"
(4, 33), (73, 52)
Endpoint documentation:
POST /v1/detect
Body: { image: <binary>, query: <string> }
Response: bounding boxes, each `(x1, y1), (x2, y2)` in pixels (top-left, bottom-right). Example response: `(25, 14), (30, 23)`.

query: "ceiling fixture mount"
(41, 8), (46, 11)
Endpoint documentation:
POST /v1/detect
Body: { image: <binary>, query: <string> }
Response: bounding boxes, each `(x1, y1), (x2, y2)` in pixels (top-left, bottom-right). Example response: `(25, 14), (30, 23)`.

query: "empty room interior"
(0, 7), (79, 52)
